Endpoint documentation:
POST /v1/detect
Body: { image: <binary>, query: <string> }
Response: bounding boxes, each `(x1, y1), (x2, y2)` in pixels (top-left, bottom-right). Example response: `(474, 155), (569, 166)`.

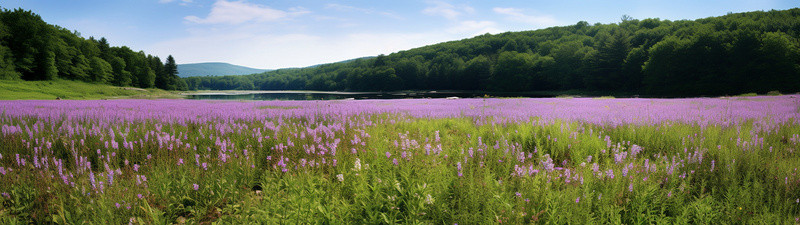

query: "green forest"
(0, 8), (187, 91)
(186, 8), (800, 97)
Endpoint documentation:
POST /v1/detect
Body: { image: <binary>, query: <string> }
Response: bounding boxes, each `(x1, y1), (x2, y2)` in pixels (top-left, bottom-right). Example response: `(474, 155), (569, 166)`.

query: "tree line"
(0, 8), (187, 90)
(186, 8), (800, 97)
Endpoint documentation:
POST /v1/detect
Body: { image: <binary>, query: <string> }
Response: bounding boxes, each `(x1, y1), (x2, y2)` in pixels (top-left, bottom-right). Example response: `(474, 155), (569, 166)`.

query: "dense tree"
(0, 20), (20, 79)
(0, 7), (179, 90)
(463, 55), (492, 90)
(89, 56), (112, 83)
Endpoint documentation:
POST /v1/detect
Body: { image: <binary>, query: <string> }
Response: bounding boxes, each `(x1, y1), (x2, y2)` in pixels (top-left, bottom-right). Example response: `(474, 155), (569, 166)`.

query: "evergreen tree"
(162, 55), (179, 90)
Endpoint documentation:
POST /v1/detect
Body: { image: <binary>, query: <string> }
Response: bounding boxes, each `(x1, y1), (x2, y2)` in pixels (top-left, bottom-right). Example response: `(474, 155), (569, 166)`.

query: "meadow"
(0, 96), (799, 224)
(0, 79), (179, 100)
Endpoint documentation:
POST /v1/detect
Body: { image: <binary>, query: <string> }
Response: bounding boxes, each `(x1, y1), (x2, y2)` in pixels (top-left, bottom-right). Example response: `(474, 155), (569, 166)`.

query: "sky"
(2, 0), (797, 69)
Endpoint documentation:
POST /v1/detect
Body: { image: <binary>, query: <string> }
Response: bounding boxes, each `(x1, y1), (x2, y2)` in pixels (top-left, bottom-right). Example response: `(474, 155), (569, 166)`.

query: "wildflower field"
(1, 96), (800, 224)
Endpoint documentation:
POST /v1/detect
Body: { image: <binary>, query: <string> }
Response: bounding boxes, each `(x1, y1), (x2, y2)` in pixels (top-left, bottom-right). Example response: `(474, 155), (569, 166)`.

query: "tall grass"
(0, 97), (798, 224)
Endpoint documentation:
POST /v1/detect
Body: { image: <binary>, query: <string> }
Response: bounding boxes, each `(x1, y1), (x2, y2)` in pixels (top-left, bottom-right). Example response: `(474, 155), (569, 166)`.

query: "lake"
(184, 91), (557, 100)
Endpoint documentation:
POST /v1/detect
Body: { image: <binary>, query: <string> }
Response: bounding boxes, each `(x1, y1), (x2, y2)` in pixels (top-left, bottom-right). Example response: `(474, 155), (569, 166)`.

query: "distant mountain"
(177, 63), (270, 77)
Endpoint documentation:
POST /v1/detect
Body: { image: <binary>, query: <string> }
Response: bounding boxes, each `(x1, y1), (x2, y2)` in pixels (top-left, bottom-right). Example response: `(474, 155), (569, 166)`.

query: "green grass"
(0, 79), (180, 100)
(1, 112), (799, 224)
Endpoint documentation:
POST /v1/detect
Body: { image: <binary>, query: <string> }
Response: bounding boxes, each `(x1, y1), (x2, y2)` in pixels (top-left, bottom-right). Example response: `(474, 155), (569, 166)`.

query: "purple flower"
(710, 160), (715, 172)
(392, 158), (398, 166)
(193, 183), (199, 191)
(515, 192), (522, 198)
(385, 152), (391, 159)
(606, 169), (615, 179)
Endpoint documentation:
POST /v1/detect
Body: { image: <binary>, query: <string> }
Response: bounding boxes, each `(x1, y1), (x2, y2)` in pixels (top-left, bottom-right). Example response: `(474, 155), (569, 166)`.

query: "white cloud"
(184, 0), (309, 24)
(493, 7), (558, 27)
(325, 3), (403, 19)
(159, 0), (193, 5)
(149, 30), (457, 69)
(422, 1), (474, 20)
(446, 20), (502, 36)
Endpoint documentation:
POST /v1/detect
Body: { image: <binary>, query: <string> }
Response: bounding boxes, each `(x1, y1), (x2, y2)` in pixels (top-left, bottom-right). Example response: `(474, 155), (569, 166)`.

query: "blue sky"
(3, 0), (796, 69)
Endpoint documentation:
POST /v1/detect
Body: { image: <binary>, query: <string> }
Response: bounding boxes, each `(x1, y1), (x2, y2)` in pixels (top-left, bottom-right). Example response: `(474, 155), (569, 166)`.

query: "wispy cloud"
(325, 3), (403, 20)
(184, 0), (309, 24)
(422, 1), (474, 20)
(493, 7), (558, 27)
(446, 20), (502, 35)
(159, 0), (193, 5)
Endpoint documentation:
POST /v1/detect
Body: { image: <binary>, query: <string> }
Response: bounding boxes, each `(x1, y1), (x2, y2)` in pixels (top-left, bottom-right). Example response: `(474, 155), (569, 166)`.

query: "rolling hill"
(185, 8), (800, 97)
(177, 62), (270, 77)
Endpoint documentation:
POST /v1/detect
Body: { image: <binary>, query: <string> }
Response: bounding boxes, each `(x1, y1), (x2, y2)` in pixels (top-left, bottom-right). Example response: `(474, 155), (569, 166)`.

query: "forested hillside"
(187, 9), (800, 96)
(0, 8), (186, 90)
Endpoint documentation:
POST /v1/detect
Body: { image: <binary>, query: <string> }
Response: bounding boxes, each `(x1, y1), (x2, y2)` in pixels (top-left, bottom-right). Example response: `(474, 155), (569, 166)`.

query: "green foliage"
(89, 56), (112, 83)
(188, 8), (800, 96)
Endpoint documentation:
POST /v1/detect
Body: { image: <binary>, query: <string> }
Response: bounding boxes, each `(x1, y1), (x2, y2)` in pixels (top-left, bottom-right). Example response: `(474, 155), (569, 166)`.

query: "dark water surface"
(185, 91), (556, 100)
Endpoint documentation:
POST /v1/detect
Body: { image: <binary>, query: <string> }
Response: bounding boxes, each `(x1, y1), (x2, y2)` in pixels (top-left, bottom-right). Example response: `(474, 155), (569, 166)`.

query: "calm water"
(185, 91), (555, 100)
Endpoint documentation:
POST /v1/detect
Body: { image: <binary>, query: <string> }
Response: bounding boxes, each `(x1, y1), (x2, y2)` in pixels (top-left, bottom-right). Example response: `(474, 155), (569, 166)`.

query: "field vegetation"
(0, 96), (799, 224)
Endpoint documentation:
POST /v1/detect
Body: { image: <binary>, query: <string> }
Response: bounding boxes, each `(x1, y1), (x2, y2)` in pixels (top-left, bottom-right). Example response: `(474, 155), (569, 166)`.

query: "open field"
(1, 96), (799, 224)
(0, 80), (180, 100)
